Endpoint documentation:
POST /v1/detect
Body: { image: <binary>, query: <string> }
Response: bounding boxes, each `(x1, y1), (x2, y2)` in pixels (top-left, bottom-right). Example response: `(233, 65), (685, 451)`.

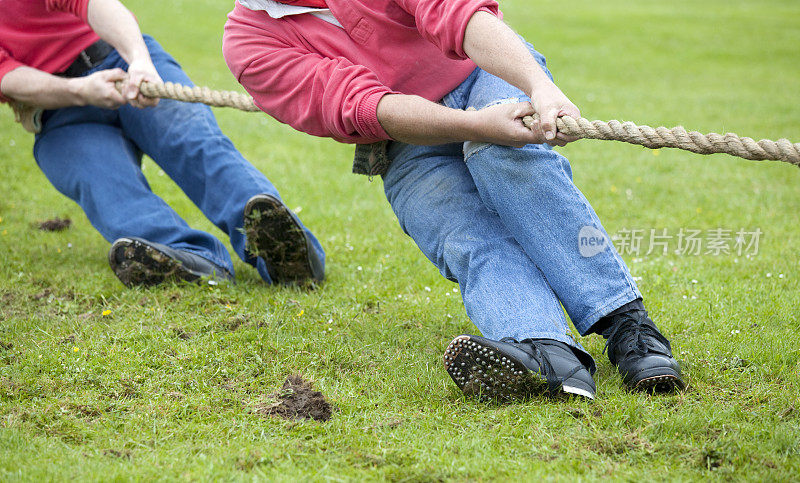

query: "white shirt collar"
(239, 0), (327, 18)
(238, 0), (343, 28)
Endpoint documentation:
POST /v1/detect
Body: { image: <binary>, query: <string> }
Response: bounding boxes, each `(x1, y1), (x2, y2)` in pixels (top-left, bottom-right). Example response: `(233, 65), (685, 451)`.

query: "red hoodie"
(223, 0), (500, 144)
(0, 0), (97, 102)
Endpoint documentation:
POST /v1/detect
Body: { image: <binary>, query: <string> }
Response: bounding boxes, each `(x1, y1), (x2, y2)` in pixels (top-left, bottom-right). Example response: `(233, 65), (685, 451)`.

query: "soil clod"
(254, 374), (332, 422)
(37, 217), (71, 231)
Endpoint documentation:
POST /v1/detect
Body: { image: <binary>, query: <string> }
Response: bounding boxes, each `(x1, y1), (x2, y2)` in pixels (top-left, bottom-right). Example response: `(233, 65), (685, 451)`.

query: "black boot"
(599, 303), (685, 392)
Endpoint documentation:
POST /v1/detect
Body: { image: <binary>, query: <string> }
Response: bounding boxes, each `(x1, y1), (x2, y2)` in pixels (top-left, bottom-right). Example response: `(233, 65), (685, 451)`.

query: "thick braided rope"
(117, 79), (259, 111)
(118, 80), (800, 166)
(523, 115), (800, 166)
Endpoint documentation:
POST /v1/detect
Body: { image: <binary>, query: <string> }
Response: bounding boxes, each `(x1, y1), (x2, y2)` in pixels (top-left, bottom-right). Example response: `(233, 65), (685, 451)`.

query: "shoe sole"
(109, 238), (201, 288)
(443, 335), (552, 401)
(244, 196), (317, 285)
(629, 368), (686, 393)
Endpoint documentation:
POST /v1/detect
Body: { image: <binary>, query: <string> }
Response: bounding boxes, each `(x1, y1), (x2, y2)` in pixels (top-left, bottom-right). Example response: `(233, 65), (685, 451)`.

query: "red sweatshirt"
(223, 0), (500, 144)
(0, 0), (97, 102)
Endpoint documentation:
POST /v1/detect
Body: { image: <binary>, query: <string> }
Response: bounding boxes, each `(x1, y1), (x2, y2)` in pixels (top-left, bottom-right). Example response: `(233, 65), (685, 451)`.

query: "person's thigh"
(33, 119), (233, 270)
(382, 141), (586, 349)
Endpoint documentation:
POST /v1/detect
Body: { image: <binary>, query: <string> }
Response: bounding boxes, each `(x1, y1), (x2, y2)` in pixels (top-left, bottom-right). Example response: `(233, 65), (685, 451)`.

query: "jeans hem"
(574, 290), (642, 336)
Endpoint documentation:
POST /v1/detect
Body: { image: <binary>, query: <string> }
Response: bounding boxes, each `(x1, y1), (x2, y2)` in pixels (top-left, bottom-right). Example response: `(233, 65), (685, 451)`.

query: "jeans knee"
(436, 224), (507, 283)
(467, 143), (573, 182)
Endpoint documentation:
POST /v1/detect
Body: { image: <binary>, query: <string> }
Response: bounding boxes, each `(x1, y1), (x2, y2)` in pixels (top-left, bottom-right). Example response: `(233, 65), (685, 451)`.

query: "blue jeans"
(33, 36), (324, 283)
(382, 46), (640, 366)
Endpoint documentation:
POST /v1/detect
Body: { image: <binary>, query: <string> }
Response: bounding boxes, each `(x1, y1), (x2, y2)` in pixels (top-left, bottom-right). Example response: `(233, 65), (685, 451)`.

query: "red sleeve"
(45, 0), (92, 22)
(393, 0), (500, 60)
(0, 47), (26, 103)
(224, 27), (395, 144)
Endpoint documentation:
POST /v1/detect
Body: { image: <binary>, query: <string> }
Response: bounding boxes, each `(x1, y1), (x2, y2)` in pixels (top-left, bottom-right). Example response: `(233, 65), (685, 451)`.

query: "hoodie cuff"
(354, 88), (394, 141)
(0, 62), (25, 104)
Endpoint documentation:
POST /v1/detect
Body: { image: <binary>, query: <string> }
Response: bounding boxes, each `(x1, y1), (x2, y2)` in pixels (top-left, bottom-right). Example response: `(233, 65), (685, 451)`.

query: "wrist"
(458, 109), (484, 141)
(67, 78), (88, 106)
(526, 68), (554, 97)
(117, 41), (151, 68)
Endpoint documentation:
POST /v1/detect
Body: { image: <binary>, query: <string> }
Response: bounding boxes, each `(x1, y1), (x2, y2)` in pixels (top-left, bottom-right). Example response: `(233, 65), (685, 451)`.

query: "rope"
(121, 80), (800, 167)
(522, 115), (800, 166)
(117, 79), (259, 112)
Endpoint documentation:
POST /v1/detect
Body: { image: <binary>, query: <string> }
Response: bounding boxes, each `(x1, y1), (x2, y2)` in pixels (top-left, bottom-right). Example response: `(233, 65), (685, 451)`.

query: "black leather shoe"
(443, 335), (596, 400)
(602, 309), (686, 392)
(243, 194), (324, 286)
(109, 237), (232, 288)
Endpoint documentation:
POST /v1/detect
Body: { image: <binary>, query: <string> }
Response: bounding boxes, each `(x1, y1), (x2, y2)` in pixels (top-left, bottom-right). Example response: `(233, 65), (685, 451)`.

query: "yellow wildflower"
(102, 309), (112, 316)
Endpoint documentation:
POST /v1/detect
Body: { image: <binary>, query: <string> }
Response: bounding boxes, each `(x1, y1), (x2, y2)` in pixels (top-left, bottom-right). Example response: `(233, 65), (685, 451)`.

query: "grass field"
(1, 0), (799, 480)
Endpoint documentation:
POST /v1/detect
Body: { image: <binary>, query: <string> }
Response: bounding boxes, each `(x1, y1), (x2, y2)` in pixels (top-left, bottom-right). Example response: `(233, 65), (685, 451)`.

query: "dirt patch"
(222, 315), (249, 331)
(235, 450), (271, 471)
(59, 334), (77, 345)
(592, 432), (653, 456)
(62, 403), (102, 419)
(103, 449), (132, 459)
(0, 377), (20, 398)
(253, 375), (333, 422)
(37, 217), (72, 231)
(171, 327), (193, 340)
(31, 288), (77, 303)
(32, 289), (53, 301)
(104, 379), (139, 400)
(363, 418), (403, 431)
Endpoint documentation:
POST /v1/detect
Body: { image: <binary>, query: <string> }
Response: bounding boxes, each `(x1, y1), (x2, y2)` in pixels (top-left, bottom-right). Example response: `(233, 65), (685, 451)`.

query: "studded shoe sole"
(630, 367), (686, 393)
(244, 195), (320, 285)
(443, 335), (550, 400)
(109, 238), (203, 288)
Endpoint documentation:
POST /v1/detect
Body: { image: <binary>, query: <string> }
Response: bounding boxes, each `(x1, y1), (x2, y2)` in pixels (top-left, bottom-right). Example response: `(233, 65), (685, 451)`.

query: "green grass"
(1, 0), (799, 480)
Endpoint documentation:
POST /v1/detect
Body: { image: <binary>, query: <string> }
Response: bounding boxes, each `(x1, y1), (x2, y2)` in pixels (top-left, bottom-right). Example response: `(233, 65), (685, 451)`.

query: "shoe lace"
(602, 310), (672, 365)
(502, 338), (582, 393)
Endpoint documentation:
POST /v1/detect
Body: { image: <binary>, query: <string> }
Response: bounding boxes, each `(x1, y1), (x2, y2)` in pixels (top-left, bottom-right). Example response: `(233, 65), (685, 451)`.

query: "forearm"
(376, 93), (543, 147)
(86, 0), (149, 64)
(463, 11), (551, 96)
(376, 94), (477, 145)
(0, 67), (85, 108)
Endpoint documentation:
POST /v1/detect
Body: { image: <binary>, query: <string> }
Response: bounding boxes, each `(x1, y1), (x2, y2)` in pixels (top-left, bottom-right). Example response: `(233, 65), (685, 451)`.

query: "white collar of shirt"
(238, 0), (343, 28)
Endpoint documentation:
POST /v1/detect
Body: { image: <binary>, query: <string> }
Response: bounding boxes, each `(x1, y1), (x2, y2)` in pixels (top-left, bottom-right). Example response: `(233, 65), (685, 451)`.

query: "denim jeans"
(33, 35), (324, 283)
(382, 45), (640, 366)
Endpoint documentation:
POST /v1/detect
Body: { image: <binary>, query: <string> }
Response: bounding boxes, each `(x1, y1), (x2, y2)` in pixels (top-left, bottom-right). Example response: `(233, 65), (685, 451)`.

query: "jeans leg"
(33, 118), (233, 272)
(447, 50), (640, 335)
(113, 36), (324, 283)
(383, 141), (593, 365)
